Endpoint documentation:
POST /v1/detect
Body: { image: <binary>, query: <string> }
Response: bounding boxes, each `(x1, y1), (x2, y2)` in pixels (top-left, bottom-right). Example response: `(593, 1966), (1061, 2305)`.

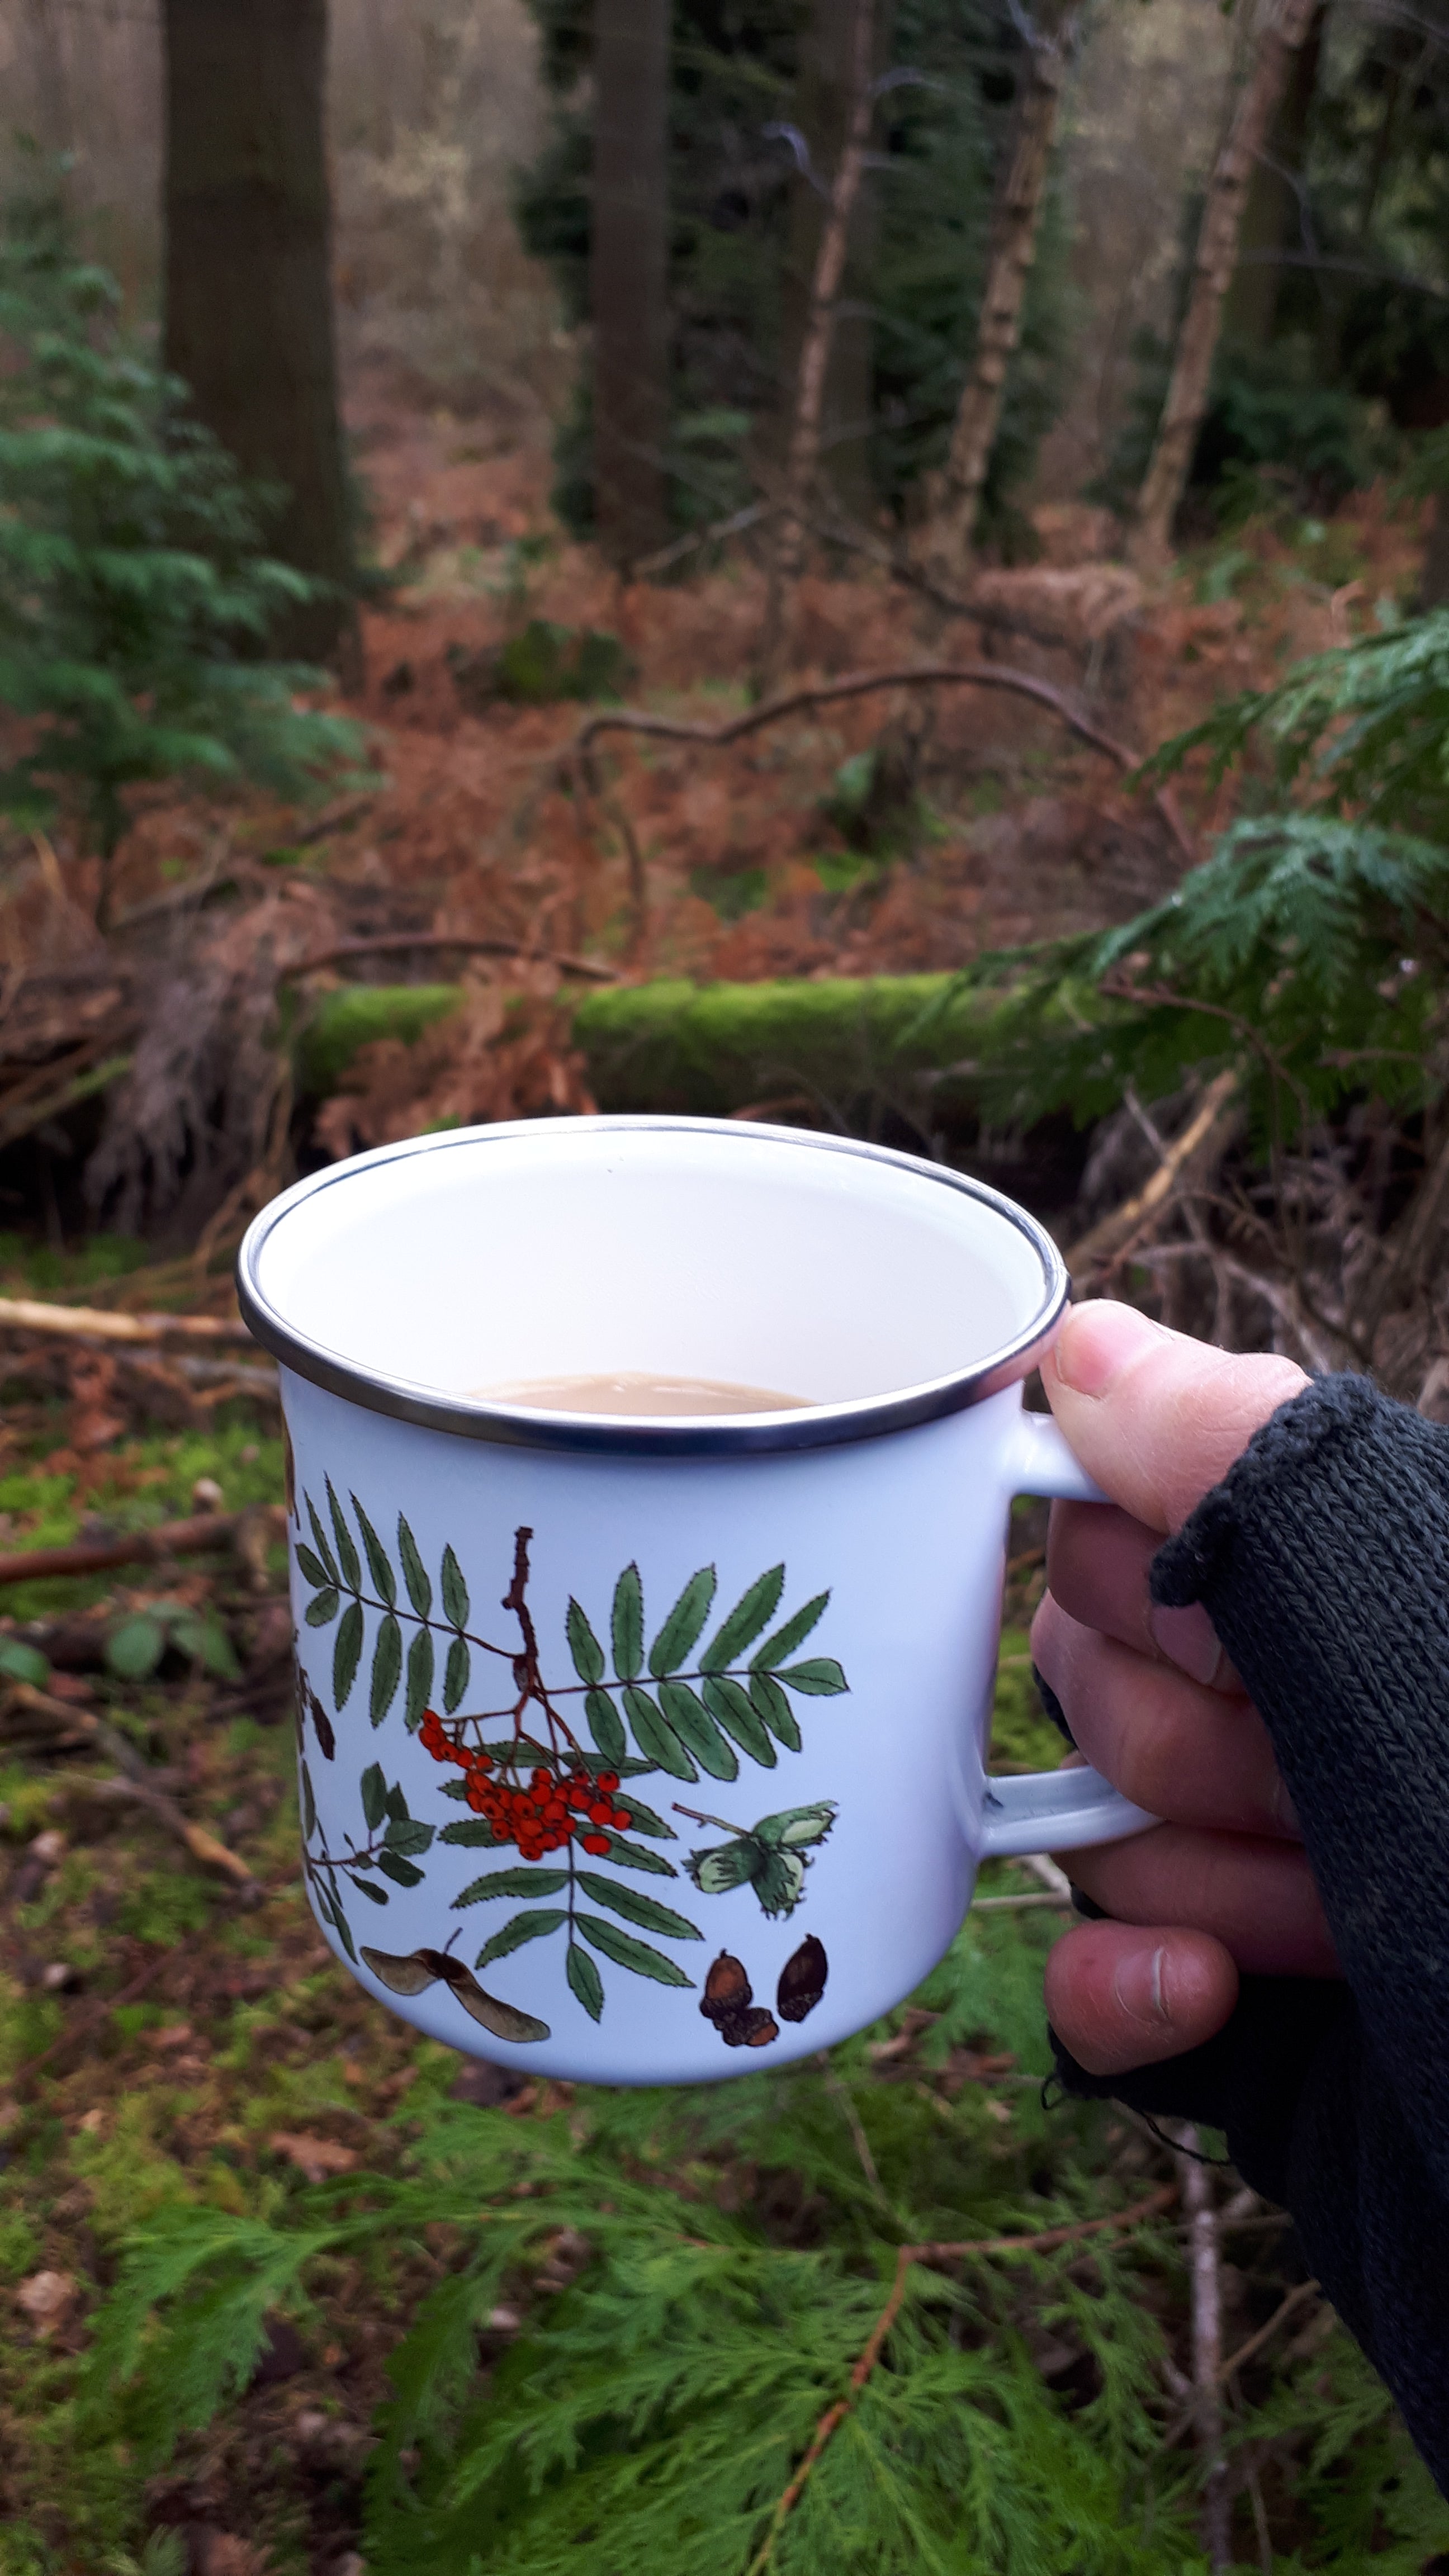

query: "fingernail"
(1149, 1600), (1226, 1688)
(1050, 1302), (1164, 1399)
(1111, 1944), (1172, 2032)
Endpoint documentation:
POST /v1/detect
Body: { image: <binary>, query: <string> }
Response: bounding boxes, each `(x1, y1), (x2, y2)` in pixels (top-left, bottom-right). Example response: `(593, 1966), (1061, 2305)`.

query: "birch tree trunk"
(931, 0), (1073, 580)
(760, 0), (877, 685)
(162, 0), (357, 669)
(591, 0), (671, 570)
(1131, 0), (1320, 569)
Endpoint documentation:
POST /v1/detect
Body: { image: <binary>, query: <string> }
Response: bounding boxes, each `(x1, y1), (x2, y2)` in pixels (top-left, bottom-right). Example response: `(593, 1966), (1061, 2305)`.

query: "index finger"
(1041, 1301), (1307, 1535)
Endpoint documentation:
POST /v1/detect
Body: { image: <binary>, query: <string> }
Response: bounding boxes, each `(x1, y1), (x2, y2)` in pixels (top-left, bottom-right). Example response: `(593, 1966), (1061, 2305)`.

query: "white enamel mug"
(239, 1117), (1153, 2086)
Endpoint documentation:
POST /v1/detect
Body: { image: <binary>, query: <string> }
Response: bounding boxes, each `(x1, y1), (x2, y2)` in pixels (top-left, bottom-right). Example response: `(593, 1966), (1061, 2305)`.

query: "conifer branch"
(747, 2181), (1177, 2567)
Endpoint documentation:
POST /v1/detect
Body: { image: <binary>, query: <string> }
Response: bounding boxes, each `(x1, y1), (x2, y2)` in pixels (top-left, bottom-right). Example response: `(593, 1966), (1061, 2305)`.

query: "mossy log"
(295, 974), (997, 1121)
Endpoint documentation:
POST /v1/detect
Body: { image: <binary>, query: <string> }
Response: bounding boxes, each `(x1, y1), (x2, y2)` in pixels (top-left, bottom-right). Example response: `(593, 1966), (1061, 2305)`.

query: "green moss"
(295, 972), (999, 1120)
(116, 1871), (216, 1947)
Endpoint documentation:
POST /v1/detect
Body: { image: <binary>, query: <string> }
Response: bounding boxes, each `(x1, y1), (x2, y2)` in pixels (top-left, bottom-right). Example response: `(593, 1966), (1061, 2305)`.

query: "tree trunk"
(591, 0), (671, 570)
(1220, 2), (1324, 351)
(760, 0), (877, 684)
(931, 0), (1073, 579)
(780, 0), (890, 524)
(1131, 0), (1320, 569)
(162, 0), (357, 670)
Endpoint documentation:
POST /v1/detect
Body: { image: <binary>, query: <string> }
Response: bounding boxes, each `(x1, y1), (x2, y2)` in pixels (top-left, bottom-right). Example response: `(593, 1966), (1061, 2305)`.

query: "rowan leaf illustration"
(305, 1588), (340, 1630)
(352, 1495), (395, 1607)
(575, 1914), (694, 1987)
(648, 1566), (717, 1677)
(659, 1679), (738, 1780)
(776, 1657), (848, 1696)
(749, 1669), (801, 1751)
(295, 1542), (329, 1590)
(623, 1683), (695, 1781)
(370, 1614), (402, 1726)
(453, 1867), (570, 1906)
(612, 1563), (644, 1680)
(751, 1592), (829, 1669)
(476, 1907), (567, 1968)
(306, 1495), (338, 1587)
(574, 1873), (702, 1942)
(405, 1627), (434, 1730)
(700, 1564), (785, 1670)
(440, 1543), (469, 1631)
(703, 1674), (777, 1767)
(567, 1597), (606, 1685)
(591, 1830), (678, 1877)
(443, 1633), (470, 1713)
(326, 1480), (361, 1592)
(585, 1687), (626, 1765)
(397, 1514), (432, 1618)
(333, 1601), (364, 1709)
(605, 1792), (676, 1839)
(567, 1940), (604, 2021)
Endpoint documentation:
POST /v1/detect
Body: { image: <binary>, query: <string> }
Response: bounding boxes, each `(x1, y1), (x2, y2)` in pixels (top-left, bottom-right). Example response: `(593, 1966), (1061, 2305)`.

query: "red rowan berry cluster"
(418, 1710), (632, 1859)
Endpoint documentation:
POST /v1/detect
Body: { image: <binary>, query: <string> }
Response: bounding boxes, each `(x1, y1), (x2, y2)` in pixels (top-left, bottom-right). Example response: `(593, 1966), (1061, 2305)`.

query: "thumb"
(1041, 1301), (1308, 1535)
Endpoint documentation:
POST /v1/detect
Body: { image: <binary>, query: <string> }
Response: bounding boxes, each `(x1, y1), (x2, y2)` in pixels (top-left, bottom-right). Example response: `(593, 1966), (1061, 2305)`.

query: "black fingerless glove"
(1047, 1374), (1449, 2492)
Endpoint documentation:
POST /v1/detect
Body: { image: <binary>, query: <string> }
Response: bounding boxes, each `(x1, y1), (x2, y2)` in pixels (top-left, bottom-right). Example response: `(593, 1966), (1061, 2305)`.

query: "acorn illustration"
(775, 1933), (827, 2023)
(699, 1949), (779, 2049)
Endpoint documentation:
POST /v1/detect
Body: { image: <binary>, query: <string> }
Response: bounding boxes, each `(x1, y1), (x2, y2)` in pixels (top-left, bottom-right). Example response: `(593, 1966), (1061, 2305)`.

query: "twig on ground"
(0, 1503), (285, 1588)
(5, 1682), (259, 1895)
(0, 1295), (253, 1348)
(1177, 2127), (1232, 2570)
(746, 2182), (1177, 2570)
(1021, 1852), (1073, 1899)
(1217, 2276), (1320, 2385)
(1066, 1069), (1241, 1275)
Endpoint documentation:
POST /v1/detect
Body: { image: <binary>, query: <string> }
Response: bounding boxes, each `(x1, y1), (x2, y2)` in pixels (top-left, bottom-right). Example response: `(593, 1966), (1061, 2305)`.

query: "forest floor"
(1, 376), (1445, 2574)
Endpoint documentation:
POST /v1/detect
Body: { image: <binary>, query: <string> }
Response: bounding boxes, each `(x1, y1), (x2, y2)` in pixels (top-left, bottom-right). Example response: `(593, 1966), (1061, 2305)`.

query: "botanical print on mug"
(292, 1479), (850, 2042)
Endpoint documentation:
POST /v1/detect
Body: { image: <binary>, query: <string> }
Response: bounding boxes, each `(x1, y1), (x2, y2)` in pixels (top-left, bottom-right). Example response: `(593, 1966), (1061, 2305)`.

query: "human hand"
(1034, 1300), (1342, 2079)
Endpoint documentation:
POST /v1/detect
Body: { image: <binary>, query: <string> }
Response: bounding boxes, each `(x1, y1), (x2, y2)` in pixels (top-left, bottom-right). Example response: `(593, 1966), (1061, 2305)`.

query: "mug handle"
(978, 1409), (1157, 1863)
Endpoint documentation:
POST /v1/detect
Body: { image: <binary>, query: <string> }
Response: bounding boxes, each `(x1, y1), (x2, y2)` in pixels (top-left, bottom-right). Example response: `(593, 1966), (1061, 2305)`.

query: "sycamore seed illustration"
(677, 1799), (837, 1919)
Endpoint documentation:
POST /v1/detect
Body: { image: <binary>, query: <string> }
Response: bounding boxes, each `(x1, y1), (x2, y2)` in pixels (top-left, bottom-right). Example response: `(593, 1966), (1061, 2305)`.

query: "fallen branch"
(746, 2182), (1176, 2569)
(283, 932), (618, 986)
(0, 1503), (284, 1589)
(573, 659), (1161, 785)
(6, 1682), (259, 1895)
(1065, 1068), (1242, 1275)
(1216, 2275), (1320, 2386)
(0, 1295), (253, 1349)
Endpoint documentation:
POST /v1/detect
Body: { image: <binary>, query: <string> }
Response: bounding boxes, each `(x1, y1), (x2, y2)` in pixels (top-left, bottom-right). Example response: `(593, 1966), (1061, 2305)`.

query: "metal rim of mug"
(236, 1115), (1070, 1456)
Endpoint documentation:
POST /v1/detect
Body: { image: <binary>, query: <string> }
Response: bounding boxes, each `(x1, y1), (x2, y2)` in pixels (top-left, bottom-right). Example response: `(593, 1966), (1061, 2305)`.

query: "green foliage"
(0, 179), (366, 866)
(106, 1597), (239, 1683)
(515, 0), (1072, 537)
(1100, 330), (1396, 523)
(448, 618), (634, 707)
(934, 607), (1449, 1143)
